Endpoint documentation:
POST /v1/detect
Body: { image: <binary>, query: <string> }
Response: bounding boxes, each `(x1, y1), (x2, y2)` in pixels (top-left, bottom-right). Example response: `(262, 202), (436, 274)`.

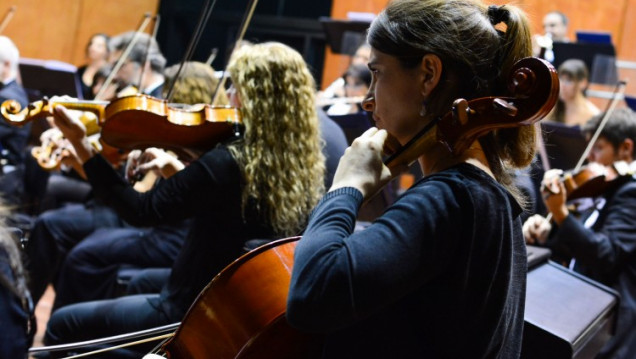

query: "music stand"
(540, 122), (587, 170)
(18, 58), (82, 101)
(625, 95), (636, 112)
(319, 17), (371, 55)
(552, 42), (616, 77)
(575, 31), (612, 45)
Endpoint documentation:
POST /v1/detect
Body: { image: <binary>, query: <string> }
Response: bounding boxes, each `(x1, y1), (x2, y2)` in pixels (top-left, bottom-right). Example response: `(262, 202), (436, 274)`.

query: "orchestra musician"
(0, 201), (33, 359)
(532, 10), (570, 62)
(107, 31), (166, 97)
(523, 107), (636, 358)
(545, 59), (600, 126)
(23, 31), (188, 311)
(44, 42), (326, 358)
(287, 0), (538, 357)
(0, 36), (30, 207)
(49, 61), (234, 308)
(76, 33), (110, 100)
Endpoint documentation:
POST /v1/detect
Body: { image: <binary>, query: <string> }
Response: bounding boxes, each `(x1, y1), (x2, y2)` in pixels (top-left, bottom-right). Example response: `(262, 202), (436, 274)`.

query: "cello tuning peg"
(451, 99), (470, 126)
(492, 98), (518, 117)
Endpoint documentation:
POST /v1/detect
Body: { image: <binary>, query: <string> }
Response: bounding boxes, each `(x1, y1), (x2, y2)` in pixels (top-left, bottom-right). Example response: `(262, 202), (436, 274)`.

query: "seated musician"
(23, 31), (183, 311)
(0, 202), (33, 359)
(44, 42), (325, 357)
(287, 1), (537, 357)
(50, 61), (233, 305)
(523, 107), (636, 358)
(107, 31), (166, 97)
(0, 36), (30, 206)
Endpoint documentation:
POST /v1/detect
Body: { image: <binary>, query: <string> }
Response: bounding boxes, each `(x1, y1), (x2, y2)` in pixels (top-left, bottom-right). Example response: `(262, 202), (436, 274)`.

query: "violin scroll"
(1, 97), (105, 135)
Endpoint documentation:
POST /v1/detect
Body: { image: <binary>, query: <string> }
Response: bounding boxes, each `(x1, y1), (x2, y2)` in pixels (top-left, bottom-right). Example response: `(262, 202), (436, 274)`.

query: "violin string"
(136, 15), (161, 95)
(165, 0), (219, 102)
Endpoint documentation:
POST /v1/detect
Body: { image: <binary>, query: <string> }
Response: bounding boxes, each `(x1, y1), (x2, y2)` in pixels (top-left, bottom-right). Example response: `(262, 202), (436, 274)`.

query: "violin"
(384, 56), (559, 170)
(0, 94), (243, 163)
(546, 161), (634, 202)
(99, 94), (242, 160)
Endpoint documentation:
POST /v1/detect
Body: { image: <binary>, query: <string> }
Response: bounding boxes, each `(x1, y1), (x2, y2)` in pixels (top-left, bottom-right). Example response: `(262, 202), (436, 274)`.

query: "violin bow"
(573, 80), (627, 172)
(210, 0), (260, 106)
(94, 13), (154, 100)
(136, 14), (161, 95)
(0, 5), (16, 35)
(27, 323), (179, 357)
(165, 0), (219, 102)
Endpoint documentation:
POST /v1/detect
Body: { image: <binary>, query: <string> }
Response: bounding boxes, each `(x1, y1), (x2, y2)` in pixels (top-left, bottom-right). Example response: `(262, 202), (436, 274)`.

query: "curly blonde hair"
(163, 61), (229, 106)
(226, 42), (325, 236)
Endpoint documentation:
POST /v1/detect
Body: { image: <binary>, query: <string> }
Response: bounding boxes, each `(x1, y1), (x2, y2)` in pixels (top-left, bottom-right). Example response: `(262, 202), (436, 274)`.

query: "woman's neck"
(417, 141), (493, 179)
(563, 95), (599, 126)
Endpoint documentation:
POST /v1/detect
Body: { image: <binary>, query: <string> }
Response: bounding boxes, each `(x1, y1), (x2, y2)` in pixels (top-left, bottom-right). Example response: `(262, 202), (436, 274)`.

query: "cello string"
(165, 0), (218, 102)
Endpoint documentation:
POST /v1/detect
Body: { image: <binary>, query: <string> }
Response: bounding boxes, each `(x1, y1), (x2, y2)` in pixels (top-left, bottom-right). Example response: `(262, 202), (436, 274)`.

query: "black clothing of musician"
(548, 179), (636, 359)
(288, 164), (527, 358)
(44, 146), (274, 346)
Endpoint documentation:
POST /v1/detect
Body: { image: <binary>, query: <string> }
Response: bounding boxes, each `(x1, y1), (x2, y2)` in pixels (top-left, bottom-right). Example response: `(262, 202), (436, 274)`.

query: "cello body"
(151, 237), (323, 359)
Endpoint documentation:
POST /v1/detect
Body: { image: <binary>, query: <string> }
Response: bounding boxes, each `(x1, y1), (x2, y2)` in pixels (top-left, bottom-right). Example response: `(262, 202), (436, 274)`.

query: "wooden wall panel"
(0, 0), (158, 66)
(323, 0), (636, 97)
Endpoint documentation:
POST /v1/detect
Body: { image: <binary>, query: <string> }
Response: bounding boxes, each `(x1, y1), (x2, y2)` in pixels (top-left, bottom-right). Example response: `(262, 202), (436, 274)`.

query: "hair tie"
(487, 5), (509, 25)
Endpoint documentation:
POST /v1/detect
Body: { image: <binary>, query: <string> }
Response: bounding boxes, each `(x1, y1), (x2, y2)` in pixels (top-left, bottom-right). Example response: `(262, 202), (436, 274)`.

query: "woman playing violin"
(523, 108), (636, 358)
(287, 0), (536, 357)
(44, 42), (325, 357)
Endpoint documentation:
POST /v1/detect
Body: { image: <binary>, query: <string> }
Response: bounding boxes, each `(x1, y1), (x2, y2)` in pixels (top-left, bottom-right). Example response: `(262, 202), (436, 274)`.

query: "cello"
(24, 55), (558, 359)
(138, 56), (559, 358)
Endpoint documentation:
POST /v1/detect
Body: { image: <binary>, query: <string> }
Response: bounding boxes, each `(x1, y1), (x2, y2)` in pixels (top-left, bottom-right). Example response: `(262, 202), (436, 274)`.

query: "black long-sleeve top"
(550, 179), (636, 359)
(83, 145), (274, 320)
(288, 163), (527, 358)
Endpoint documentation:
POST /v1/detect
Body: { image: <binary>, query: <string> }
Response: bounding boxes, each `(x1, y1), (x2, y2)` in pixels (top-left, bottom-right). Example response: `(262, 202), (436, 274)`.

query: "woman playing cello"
(44, 42), (326, 357)
(287, 0), (538, 357)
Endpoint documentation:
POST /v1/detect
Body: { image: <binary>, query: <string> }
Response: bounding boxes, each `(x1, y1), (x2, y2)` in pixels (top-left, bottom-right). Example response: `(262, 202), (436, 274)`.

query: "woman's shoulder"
(408, 164), (514, 208)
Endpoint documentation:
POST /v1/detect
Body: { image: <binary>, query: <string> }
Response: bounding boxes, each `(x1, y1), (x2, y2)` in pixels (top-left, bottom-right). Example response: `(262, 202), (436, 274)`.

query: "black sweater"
(288, 163), (527, 358)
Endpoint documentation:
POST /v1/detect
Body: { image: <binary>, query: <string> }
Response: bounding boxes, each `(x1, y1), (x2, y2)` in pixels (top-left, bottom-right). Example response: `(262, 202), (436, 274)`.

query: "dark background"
(156, 0), (333, 85)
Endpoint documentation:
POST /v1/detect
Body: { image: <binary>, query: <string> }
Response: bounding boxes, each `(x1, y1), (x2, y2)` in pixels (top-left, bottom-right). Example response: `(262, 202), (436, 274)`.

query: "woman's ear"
(419, 54), (442, 98)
